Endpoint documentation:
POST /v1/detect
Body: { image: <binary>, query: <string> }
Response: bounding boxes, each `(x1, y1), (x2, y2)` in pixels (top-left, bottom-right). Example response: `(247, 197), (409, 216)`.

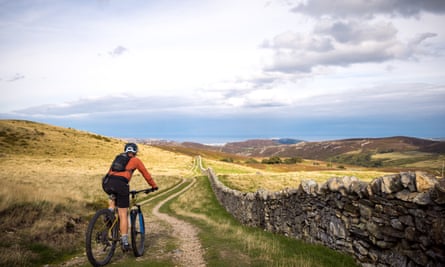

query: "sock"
(121, 234), (129, 244)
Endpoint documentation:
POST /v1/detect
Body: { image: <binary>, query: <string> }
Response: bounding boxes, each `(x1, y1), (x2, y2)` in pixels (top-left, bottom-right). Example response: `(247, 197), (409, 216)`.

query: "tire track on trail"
(152, 178), (206, 267)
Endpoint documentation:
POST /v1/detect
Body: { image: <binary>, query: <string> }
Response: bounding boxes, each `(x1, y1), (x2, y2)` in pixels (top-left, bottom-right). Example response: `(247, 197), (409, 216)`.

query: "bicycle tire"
(130, 209), (145, 257)
(86, 209), (117, 266)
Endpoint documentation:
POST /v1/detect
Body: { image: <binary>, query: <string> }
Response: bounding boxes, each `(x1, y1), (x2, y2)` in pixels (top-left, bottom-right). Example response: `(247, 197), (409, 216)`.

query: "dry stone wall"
(205, 167), (445, 266)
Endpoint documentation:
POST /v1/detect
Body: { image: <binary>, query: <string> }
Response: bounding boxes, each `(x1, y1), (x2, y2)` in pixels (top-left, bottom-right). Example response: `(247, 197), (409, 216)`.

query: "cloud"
(296, 83), (445, 117)
(315, 20), (397, 44)
(290, 0), (445, 18)
(11, 94), (201, 117)
(262, 19), (438, 73)
(6, 73), (25, 82)
(108, 45), (127, 57)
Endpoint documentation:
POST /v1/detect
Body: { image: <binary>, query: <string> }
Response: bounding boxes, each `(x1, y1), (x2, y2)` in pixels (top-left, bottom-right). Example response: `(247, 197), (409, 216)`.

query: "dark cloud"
(291, 0), (445, 18)
(315, 21), (397, 44)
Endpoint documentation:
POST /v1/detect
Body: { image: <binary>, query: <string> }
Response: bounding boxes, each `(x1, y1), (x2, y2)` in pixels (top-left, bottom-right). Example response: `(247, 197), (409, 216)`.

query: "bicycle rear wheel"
(130, 209), (145, 257)
(86, 209), (117, 266)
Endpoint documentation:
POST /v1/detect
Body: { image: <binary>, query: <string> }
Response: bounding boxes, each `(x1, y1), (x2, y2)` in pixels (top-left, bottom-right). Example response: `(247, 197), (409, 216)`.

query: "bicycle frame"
(86, 188), (155, 266)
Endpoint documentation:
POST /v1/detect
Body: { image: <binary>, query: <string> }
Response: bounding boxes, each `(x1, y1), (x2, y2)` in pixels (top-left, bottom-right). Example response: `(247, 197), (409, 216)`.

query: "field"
(1, 119), (439, 266)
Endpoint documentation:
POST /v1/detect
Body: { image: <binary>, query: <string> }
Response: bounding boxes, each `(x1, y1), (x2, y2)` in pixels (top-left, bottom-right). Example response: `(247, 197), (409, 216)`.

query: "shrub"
(262, 156), (282, 164)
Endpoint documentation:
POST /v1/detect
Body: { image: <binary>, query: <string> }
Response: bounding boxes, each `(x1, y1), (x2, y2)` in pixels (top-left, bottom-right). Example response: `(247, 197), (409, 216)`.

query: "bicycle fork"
(130, 204), (145, 234)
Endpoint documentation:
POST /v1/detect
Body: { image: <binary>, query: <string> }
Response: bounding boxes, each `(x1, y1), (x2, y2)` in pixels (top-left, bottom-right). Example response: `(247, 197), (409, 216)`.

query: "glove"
(152, 187), (159, 192)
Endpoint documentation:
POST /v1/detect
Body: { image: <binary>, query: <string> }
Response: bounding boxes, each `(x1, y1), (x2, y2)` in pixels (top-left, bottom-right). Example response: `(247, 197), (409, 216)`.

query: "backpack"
(110, 153), (131, 172)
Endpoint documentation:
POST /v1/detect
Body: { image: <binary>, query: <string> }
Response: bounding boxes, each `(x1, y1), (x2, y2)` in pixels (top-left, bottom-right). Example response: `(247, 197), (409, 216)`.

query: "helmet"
(124, 143), (138, 154)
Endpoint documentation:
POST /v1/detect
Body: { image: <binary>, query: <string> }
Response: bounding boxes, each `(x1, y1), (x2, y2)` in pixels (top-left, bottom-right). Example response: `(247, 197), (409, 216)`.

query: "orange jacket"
(108, 156), (157, 188)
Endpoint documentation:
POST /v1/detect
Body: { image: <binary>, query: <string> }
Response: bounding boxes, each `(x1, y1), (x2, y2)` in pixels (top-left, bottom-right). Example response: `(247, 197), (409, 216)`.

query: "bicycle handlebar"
(129, 188), (158, 198)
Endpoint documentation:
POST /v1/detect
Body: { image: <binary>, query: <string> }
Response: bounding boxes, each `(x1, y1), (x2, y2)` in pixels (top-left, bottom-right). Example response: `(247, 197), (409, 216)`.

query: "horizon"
(1, 1), (445, 139)
(8, 118), (442, 145)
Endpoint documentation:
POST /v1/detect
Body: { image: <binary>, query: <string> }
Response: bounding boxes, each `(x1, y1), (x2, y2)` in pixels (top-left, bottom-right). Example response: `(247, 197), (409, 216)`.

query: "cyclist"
(103, 143), (158, 251)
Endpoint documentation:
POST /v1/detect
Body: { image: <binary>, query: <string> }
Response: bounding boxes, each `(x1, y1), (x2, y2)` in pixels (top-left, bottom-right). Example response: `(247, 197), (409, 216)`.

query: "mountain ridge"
(146, 136), (445, 160)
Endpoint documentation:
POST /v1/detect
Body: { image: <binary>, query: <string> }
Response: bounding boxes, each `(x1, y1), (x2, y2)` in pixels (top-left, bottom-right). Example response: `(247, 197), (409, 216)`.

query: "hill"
(215, 136), (445, 158)
(150, 136), (445, 175)
(0, 119), (191, 266)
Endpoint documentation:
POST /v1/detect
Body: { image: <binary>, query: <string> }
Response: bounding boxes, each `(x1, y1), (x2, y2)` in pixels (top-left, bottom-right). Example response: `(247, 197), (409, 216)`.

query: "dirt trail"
(151, 178), (206, 267)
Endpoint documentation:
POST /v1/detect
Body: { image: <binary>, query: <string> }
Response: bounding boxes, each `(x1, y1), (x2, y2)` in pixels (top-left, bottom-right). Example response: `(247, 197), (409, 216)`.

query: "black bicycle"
(85, 188), (155, 266)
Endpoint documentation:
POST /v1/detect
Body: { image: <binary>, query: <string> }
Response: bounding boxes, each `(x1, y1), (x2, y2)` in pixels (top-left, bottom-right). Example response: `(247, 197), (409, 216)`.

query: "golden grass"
(203, 158), (392, 192)
(0, 120), (195, 266)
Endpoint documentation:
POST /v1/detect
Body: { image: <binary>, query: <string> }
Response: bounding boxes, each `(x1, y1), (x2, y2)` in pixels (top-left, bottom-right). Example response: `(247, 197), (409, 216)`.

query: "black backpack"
(110, 153), (131, 172)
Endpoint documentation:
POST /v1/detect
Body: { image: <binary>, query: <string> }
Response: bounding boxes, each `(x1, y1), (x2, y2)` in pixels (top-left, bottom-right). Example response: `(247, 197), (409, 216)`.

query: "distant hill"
(141, 136), (445, 160)
(213, 136), (445, 160)
(147, 136), (445, 174)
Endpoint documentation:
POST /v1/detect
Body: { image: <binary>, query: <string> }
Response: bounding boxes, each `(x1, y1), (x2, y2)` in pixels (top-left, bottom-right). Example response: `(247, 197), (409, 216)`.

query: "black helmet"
(124, 143), (138, 154)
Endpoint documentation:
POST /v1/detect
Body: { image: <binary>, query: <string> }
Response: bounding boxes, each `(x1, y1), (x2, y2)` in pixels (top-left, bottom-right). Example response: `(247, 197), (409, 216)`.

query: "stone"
(431, 178), (445, 204)
(367, 178), (382, 196)
(327, 177), (343, 192)
(404, 249), (429, 266)
(405, 227), (417, 241)
(395, 190), (415, 202)
(329, 217), (346, 239)
(399, 215), (414, 226)
(300, 180), (318, 196)
(431, 218), (445, 244)
(352, 241), (369, 256)
(366, 221), (384, 239)
(401, 172), (417, 192)
(390, 219), (404, 231)
(350, 180), (367, 197)
(382, 174), (403, 194)
(359, 203), (373, 219)
(415, 171), (438, 192)
(376, 240), (396, 249)
(342, 176), (358, 192)
(413, 191), (432, 205)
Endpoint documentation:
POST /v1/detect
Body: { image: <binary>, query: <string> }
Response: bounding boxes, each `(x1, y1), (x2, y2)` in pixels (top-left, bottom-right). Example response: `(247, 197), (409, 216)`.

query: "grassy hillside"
(0, 120), (192, 266)
(1, 120), (430, 266)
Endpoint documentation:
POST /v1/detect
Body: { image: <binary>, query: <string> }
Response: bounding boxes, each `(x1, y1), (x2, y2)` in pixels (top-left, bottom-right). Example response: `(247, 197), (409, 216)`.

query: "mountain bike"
(85, 188), (156, 266)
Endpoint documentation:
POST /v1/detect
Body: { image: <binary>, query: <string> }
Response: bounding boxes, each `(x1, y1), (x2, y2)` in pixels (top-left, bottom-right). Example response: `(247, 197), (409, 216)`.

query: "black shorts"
(102, 175), (130, 208)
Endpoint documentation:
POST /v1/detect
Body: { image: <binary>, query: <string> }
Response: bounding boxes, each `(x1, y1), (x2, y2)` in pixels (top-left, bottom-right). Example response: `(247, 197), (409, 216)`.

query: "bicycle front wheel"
(86, 209), (117, 266)
(130, 209), (145, 257)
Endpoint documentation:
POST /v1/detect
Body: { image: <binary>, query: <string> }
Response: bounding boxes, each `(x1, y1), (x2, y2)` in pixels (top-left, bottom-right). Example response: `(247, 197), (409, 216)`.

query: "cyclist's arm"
(133, 158), (157, 188)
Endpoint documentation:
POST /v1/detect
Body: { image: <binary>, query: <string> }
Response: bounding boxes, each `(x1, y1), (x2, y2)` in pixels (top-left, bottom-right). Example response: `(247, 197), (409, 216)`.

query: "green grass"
(165, 176), (358, 267)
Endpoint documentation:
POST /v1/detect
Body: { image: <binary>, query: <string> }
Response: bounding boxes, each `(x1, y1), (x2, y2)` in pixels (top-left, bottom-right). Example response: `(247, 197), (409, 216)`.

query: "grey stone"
(401, 172), (417, 192)
(382, 174), (403, 194)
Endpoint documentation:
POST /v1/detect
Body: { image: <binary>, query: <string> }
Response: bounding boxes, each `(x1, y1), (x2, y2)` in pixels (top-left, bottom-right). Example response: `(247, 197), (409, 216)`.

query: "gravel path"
(151, 178), (206, 267)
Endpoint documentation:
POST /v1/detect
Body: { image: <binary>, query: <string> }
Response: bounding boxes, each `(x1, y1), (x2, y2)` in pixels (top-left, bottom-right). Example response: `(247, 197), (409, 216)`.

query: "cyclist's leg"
(118, 207), (129, 235)
(114, 182), (130, 250)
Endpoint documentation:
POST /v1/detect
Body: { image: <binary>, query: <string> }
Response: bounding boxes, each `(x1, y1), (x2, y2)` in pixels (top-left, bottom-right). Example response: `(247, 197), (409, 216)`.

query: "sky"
(1, 0), (445, 143)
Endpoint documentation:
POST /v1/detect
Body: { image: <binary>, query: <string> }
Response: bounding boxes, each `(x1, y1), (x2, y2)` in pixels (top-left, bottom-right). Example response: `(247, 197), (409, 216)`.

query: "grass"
(0, 120), (194, 266)
(372, 151), (445, 176)
(203, 158), (392, 192)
